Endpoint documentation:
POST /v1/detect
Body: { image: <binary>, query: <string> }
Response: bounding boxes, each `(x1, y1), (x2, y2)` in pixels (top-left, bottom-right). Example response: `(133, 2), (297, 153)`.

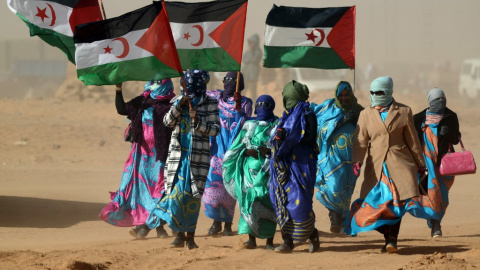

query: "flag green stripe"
(76, 56), (182, 86)
(177, 47), (240, 72)
(17, 13), (75, 63)
(263, 46), (350, 69)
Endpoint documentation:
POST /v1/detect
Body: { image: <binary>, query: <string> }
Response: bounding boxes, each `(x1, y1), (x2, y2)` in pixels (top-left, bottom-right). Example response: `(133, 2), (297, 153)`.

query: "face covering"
(282, 80), (309, 110)
(181, 69), (210, 105)
(255, 95), (275, 122)
(146, 79), (175, 100)
(427, 87), (446, 113)
(370, 76), (394, 107)
(221, 71), (244, 99)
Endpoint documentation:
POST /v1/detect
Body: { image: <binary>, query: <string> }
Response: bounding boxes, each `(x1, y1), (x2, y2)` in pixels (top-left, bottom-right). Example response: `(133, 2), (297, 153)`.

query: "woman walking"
(310, 81), (364, 233)
(270, 80), (320, 253)
(345, 76), (426, 253)
(100, 80), (174, 239)
(203, 71), (253, 236)
(223, 95), (278, 250)
(147, 70), (220, 249)
(408, 87), (461, 237)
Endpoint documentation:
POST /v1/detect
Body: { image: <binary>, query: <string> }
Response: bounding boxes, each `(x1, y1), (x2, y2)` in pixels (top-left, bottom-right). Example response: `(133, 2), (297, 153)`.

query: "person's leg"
(223, 222), (234, 236)
(243, 234), (257, 249)
(274, 233), (294, 253)
(308, 228), (320, 253)
(156, 219), (168, 238)
(170, 231), (186, 247)
(430, 219), (442, 238)
(328, 209), (342, 233)
(136, 224), (151, 239)
(386, 219), (402, 253)
(266, 237), (275, 251)
(129, 225), (141, 239)
(186, 231), (199, 250)
(208, 220), (222, 236)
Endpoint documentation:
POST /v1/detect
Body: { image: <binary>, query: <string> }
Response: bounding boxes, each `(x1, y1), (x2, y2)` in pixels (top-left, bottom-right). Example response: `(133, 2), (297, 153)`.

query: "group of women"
(100, 70), (461, 254)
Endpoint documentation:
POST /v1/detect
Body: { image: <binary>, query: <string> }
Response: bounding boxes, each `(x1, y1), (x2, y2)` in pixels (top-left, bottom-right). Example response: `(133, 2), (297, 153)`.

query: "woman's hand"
(246, 149), (258, 159)
(352, 162), (361, 177)
(258, 146), (271, 157)
(189, 109), (198, 124)
(179, 97), (189, 108)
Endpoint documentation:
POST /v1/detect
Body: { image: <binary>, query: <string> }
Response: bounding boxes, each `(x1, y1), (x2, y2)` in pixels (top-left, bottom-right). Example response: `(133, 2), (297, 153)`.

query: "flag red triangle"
(136, 4), (183, 73)
(69, 0), (103, 33)
(209, 2), (248, 66)
(327, 6), (355, 69)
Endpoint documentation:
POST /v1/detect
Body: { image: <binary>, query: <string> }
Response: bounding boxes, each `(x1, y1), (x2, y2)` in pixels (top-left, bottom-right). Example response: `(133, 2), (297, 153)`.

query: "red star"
(305, 30), (317, 43)
(35, 7), (49, 23)
(103, 46), (112, 54)
(183, 32), (191, 40)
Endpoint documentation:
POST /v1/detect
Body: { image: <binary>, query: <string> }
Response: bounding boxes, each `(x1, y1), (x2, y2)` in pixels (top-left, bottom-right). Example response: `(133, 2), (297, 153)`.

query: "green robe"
(223, 119), (278, 238)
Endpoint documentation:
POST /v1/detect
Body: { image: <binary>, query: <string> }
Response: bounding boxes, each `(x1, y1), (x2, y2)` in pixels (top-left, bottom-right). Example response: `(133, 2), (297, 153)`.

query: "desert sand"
(1, 84), (479, 270)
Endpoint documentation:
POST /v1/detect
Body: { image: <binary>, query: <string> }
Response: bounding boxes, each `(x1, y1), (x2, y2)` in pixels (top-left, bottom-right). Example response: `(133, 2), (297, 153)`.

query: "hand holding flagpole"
(234, 71), (242, 111)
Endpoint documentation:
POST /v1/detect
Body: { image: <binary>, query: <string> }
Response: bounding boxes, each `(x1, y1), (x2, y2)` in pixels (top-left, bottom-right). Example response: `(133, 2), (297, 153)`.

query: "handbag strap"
(447, 136), (465, 153)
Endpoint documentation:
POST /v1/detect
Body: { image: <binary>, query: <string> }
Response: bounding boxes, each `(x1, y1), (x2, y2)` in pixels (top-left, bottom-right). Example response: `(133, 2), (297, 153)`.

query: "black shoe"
(243, 235), (257, 249)
(274, 243), (293, 254)
(380, 245), (387, 253)
(129, 226), (141, 239)
(386, 238), (398, 253)
(156, 225), (168, 238)
(430, 219), (442, 238)
(308, 228), (320, 253)
(137, 224), (151, 239)
(328, 210), (342, 234)
(208, 221), (222, 236)
(170, 232), (186, 248)
(223, 222), (234, 236)
(186, 232), (199, 250)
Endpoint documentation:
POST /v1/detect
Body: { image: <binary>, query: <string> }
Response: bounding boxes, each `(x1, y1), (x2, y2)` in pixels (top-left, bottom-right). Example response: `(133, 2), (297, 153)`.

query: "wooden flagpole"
(98, 0), (107, 20)
(180, 72), (193, 111)
(234, 71), (241, 111)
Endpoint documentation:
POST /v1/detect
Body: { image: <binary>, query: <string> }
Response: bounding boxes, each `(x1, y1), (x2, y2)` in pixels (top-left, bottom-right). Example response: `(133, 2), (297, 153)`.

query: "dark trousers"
(376, 219), (402, 238)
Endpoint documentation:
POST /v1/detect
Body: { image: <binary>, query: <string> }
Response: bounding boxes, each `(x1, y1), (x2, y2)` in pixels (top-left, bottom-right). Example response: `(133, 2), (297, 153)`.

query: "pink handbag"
(439, 137), (476, 176)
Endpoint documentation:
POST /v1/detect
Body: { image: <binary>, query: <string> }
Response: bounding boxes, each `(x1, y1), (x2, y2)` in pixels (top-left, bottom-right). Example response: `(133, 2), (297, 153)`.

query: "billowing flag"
(7, 0), (102, 64)
(165, 0), (248, 71)
(263, 5), (355, 69)
(74, 2), (183, 86)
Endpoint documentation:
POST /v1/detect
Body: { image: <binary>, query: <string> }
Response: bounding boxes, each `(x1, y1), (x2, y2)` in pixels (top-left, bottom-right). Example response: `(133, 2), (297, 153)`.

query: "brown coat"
(352, 101), (426, 200)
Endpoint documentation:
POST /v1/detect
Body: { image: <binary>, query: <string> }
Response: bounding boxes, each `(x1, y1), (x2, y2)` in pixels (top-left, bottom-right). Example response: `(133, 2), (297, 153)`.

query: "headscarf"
(145, 79), (175, 100)
(254, 95), (276, 122)
(334, 81), (363, 112)
(180, 69), (210, 105)
(427, 87), (447, 114)
(370, 76), (394, 107)
(221, 71), (244, 99)
(282, 80), (309, 110)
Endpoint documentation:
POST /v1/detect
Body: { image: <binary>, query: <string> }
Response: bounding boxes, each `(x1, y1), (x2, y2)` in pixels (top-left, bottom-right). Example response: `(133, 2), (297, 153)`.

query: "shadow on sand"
(0, 196), (105, 228)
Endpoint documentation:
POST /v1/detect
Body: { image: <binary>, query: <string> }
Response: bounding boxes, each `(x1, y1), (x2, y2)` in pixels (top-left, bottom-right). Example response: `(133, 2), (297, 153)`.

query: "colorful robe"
(223, 119), (278, 239)
(203, 90), (252, 223)
(311, 99), (358, 218)
(269, 102), (318, 242)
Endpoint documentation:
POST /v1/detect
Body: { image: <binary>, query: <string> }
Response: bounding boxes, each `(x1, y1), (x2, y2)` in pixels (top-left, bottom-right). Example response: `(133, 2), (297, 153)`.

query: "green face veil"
(282, 80), (309, 110)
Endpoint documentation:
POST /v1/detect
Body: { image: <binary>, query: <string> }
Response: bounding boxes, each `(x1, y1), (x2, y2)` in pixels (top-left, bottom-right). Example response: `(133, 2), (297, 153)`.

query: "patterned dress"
(223, 119), (278, 239)
(202, 90), (252, 223)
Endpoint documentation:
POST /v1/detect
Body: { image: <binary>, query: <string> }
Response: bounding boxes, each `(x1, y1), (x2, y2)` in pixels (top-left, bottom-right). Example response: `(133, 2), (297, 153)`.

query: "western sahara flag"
(7, 0), (102, 64)
(263, 5), (355, 69)
(74, 2), (183, 86)
(165, 0), (247, 71)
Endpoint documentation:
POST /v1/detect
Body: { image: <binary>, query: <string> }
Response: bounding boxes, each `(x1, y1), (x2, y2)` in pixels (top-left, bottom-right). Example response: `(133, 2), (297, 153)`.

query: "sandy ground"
(1, 89), (480, 270)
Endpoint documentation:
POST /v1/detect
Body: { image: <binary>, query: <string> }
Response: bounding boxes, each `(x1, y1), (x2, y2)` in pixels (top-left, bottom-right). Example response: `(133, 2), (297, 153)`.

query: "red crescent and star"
(305, 29), (326, 47)
(183, 25), (204, 47)
(103, 38), (130, 58)
(35, 5), (56, 26)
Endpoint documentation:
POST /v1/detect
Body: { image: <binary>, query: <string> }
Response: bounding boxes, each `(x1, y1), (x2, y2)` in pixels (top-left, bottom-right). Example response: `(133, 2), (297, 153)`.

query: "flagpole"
(234, 71), (241, 111)
(98, 0), (107, 20)
(180, 72), (194, 111)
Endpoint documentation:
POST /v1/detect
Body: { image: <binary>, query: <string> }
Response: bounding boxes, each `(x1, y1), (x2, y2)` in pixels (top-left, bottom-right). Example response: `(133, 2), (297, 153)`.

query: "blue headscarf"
(180, 69), (210, 105)
(221, 71), (244, 99)
(370, 76), (394, 107)
(255, 95), (276, 122)
(145, 79), (174, 100)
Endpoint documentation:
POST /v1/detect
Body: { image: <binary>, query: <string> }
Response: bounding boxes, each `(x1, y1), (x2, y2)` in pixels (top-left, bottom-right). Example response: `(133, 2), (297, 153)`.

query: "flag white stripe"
(170, 21), (222, 49)
(8, 0), (73, 36)
(75, 29), (153, 70)
(264, 25), (333, 48)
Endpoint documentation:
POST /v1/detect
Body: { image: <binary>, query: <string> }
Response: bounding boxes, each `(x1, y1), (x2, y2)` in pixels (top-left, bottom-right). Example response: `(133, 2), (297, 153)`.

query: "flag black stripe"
(266, 5), (350, 28)
(165, 0), (247, 24)
(40, 0), (78, 8)
(74, 2), (161, 43)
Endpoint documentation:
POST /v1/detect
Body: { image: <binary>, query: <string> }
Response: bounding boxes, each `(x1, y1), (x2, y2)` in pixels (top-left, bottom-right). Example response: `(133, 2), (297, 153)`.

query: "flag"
(7, 0), (102, 64)
(263, 5), (355, 69)
(165, 0), (248, 71)
(74, 2), (183, 86)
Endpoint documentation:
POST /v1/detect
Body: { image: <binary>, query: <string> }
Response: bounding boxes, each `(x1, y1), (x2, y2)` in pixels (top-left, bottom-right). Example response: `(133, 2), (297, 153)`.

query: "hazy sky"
(2, 0), (480, 71)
